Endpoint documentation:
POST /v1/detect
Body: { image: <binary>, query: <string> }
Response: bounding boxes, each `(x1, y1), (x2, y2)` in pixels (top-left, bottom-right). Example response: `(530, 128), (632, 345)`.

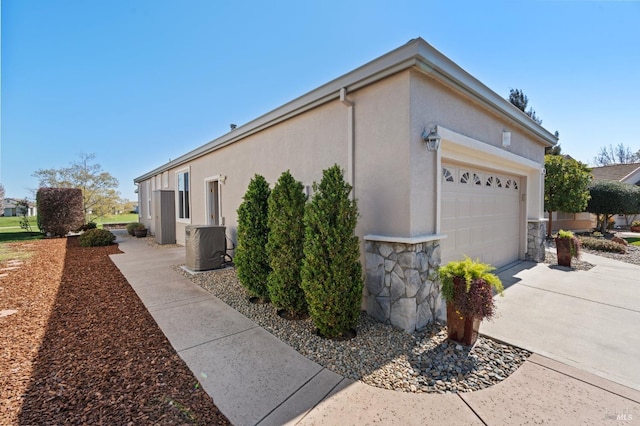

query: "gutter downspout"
(340, 88), (355, 199)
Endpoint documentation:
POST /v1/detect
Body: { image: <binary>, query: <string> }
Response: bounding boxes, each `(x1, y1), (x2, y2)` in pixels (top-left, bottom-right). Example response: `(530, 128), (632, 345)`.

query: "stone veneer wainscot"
(526, 220), (547, 262)
(364, 234), (446, 333)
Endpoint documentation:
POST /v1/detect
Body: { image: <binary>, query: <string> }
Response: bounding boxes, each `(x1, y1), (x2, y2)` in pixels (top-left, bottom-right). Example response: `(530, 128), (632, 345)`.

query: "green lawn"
(0, 215), (38, 228)
(94, 213), (139, 225)
(0, 229), (42, 244)
(624, 237), (640, 246)
(0, 216), (41, 243)
(0, 213), (139, 243)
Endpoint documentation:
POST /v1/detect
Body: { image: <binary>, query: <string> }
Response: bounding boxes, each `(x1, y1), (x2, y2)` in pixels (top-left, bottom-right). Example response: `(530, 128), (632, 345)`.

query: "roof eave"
(134, 38), (557, 183)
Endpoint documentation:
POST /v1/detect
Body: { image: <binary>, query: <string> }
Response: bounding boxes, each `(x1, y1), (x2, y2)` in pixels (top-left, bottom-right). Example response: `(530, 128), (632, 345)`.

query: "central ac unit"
(185, 225), (226, 271)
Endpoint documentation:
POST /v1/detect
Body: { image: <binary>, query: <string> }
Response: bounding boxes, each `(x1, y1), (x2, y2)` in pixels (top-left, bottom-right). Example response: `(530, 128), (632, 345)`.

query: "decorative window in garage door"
(443, 166), (519, 192)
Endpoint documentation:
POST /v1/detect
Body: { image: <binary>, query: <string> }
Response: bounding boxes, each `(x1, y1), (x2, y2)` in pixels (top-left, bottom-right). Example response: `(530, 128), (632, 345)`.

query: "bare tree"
(593, 143), (640, 166)
(32, 153), (120, 221)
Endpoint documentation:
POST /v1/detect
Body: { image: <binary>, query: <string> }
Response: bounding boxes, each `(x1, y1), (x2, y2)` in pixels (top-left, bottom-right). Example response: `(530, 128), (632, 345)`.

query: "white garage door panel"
(441, 164), (521, 268)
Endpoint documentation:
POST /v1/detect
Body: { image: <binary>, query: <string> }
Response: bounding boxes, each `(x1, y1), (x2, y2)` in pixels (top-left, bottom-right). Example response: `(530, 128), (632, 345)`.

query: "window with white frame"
(177, 170), (190, 220)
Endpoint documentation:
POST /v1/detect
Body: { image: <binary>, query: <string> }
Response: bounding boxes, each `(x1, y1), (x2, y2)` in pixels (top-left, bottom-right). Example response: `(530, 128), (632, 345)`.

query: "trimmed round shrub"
(126, 222), (143, 236)
(235, 174), (271, 300)
(267, 171), (307, 317)
(301, 165), (363, 338)
(79, 229), (116, 247)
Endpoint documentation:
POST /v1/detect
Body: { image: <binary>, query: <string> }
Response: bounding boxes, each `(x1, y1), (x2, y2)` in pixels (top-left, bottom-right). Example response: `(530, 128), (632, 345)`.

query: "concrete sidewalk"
(110, 233), (640, 425)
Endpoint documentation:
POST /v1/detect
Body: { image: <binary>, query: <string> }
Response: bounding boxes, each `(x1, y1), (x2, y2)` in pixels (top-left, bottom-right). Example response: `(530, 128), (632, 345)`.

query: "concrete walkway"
(110, 233), (640, 425)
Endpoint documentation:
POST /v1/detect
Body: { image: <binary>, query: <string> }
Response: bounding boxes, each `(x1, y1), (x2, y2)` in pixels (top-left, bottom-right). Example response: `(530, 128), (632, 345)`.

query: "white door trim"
(204, 175), (223, 226)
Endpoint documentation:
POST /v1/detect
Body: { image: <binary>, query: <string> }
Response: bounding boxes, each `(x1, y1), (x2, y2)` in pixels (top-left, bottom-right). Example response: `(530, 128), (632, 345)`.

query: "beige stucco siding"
(353, 71), (412, 237)
(138, 71), (414, 246)
(410, 71), (545, 165)
(176, 101), (348, 245)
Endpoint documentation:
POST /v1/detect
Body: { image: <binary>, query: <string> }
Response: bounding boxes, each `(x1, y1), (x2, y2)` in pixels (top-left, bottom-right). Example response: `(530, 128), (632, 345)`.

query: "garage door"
(441, 163), (522, 268)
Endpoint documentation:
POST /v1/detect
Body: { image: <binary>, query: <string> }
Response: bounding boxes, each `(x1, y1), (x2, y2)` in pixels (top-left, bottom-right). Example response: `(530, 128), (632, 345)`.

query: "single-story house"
(134, 38), (555, 331)
(3, 198), (37, 217)
(592, 163), (640, 227)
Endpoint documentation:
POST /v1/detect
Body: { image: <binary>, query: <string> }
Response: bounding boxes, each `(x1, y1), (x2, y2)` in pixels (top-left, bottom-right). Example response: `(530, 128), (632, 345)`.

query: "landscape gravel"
(582, 244), (640, 266)
(176, 266), (531, 394)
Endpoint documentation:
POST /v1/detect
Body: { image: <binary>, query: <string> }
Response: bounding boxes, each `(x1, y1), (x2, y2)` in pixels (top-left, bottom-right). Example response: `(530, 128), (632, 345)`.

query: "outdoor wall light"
(502, 130), (511, 147)
(220, 175), (227, 184)
(422, 127), (441, 151)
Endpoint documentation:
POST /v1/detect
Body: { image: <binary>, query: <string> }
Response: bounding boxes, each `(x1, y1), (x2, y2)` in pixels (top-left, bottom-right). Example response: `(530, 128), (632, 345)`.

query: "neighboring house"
(3, 198), (37, 217)
(134, 38), (555, 331)
(592, 163), (640, 227)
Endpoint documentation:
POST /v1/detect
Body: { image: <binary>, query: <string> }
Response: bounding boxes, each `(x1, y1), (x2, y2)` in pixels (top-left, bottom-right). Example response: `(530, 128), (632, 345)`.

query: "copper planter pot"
(555, 237), (573, 267)
(446, 303), (481, 346)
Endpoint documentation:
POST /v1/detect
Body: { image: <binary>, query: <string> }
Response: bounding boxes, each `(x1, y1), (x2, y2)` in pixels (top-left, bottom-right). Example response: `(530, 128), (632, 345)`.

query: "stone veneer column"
(525, 220), (546, 262)
(364, 235), (445, 333)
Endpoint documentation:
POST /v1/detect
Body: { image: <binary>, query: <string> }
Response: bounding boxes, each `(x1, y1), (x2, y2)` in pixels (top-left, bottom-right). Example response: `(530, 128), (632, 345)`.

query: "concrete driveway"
(481, 250), (640, 390)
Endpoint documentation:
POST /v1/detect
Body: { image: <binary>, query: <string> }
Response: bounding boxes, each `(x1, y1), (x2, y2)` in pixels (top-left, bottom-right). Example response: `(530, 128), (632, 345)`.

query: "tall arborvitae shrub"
(266, 171), (308, 317)
(36, 188), (84, 237)
(301, 165), (363, 338)
(235, 174), (271, 301)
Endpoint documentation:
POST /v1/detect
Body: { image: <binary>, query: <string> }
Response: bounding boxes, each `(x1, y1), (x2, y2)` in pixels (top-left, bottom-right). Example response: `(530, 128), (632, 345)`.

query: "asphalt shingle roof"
(590, 163), (640, 182)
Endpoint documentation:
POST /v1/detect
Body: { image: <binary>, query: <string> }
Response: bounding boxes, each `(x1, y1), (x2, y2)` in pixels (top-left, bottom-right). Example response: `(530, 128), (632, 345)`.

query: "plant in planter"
(555, 229), (580, 267)
(126, 222), (143, 236)
(439, 257), (504, 346)
(133, 224), (148, 238)
(631, 220), (640, 233)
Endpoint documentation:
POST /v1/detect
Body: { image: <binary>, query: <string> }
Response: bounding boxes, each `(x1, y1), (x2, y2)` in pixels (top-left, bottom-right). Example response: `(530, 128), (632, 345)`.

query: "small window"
(473, 173), (482, 186)
(177, 171), (190, 220)
(496, 177), (503, 188)
(506, 179), (513, 189)
(513, 181), (519, 190)
(486, 176), (494, 187)
(443, 168), (454, 182)
(460, 171), (470, 184)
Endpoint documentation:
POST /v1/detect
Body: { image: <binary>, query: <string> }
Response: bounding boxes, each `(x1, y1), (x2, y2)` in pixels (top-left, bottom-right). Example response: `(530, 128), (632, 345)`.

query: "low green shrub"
(578, 236), (626, 254)
(79, 229), (116, 247)
(126, 222), (143, 236)
(632, 220), (640, 227)
(77, 222), (97, 232)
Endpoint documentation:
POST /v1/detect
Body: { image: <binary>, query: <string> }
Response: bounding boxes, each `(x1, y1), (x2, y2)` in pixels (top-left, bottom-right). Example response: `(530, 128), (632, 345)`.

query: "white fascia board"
(134, 38), (557, 183)
(413, 46), (557, 147)
(439, 126), (542, 174)
(620, 167), (640, 184)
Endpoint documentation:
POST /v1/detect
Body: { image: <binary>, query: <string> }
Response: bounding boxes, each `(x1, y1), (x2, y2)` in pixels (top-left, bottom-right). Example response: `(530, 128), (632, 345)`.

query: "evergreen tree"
(266, 171), (307, 317)
(235, 174), (271, 301)
(587, 181), (640, 233)
(301, 165), (363, 338)
(508, 88), (542, 124)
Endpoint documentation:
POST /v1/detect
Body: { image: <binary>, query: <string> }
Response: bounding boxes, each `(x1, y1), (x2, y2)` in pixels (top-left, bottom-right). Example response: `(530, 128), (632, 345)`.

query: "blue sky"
(2, 0), (639, 201)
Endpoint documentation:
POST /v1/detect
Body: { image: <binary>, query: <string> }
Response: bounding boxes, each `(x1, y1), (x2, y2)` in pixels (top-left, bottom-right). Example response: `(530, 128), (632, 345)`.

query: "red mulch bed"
(0, 237), (230, 425)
